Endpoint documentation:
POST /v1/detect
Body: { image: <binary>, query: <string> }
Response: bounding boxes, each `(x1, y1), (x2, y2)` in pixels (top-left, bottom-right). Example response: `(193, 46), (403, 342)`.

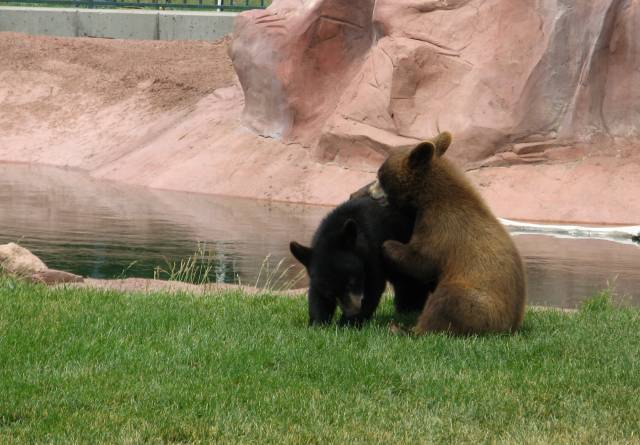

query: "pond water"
(1, 163), (639, 308)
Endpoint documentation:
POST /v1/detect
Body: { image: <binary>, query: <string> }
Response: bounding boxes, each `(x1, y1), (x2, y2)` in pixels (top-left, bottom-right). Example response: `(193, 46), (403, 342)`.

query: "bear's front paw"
(338, 314), (364, 329)
(382, 240), (408, 262)
(389, 321), (412, 336)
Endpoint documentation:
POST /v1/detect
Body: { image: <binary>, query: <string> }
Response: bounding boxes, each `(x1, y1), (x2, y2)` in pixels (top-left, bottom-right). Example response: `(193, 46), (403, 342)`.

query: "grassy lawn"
(1, 278), (639, 444)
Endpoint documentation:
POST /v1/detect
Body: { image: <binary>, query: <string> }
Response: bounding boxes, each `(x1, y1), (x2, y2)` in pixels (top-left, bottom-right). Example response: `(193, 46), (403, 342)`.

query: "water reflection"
(0, 163), (325, 287)
(0, 163), (639, 308)
(513, 235), (639, 307)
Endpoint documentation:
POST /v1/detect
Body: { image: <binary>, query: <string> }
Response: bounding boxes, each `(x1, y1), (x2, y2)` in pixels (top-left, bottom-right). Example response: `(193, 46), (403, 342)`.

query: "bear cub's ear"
(408, 141), (436, 170)
(290, 241), (312, 267)
(408, 131), (453, 169)
(341, 219), (358, 250)
(434, 131), (452, 157)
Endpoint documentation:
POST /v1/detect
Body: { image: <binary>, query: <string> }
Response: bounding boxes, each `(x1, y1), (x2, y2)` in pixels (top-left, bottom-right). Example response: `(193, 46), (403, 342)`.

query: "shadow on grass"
(0, 413), (25, 428)
(373, 309), (419, 326)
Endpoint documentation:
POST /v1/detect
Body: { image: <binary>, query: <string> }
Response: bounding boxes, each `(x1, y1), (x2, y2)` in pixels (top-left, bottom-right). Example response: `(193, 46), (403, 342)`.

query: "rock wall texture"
(231, 0), (640, 223)
(231, 0), (376, 146)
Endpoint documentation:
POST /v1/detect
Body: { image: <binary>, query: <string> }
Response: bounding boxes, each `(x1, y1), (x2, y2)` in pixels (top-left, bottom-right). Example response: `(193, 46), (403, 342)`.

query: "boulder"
(0, 243), (84, 284)
(0, 242), (47, 276)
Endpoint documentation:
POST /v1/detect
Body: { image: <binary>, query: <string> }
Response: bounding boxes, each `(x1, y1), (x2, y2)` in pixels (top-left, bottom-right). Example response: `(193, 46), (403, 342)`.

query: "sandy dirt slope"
(0, 32), (236, 171)
(0, 32), (235, 112)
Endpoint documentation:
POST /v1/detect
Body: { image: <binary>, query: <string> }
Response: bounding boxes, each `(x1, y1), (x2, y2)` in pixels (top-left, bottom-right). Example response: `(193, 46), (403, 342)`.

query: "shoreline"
(2, 242), (636, 310)
(3, 159), (640, 229)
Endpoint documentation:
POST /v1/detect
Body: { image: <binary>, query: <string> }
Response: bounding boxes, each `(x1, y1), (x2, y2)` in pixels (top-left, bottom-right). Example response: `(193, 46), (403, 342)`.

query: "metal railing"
(0, 0), (270, 10)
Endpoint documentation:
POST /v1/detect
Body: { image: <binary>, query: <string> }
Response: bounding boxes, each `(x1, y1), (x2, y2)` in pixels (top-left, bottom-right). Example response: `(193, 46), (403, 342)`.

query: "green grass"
(1, 279), (639, 444)
(152, 246), (305, 291)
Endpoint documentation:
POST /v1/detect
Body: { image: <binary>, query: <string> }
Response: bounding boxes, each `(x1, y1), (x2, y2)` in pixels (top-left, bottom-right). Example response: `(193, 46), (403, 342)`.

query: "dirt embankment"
(0, 31), (239, 172)
(0, 32), (235, 113)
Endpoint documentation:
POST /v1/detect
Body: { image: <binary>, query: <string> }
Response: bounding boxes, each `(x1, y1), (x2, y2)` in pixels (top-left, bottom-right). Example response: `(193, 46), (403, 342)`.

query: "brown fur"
(377, 132), (526, 335)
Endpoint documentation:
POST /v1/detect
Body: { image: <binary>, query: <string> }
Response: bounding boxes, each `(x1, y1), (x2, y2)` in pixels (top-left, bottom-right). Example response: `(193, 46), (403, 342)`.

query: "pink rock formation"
(230, 0), (376, 145)
(231, 0), (640, 223)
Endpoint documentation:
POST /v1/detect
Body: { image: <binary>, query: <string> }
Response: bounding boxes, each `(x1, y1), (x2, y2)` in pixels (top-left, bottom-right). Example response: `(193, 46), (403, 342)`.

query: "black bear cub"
(290, 196), (432, 327)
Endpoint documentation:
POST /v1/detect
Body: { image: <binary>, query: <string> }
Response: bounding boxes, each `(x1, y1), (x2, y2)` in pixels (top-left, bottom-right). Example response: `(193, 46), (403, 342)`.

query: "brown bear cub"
(369, 132), (526, 335)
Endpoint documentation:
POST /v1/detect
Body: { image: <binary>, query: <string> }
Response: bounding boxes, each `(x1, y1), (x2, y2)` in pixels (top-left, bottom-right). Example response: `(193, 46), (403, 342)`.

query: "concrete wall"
(0, 7), (236, 41)
(0, 7), (79, 37)
(158, 10), (234, 40)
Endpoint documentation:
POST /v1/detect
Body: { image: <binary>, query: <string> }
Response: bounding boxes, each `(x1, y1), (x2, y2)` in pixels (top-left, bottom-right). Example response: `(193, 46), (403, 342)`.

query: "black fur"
(290, 196), (433, 327)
